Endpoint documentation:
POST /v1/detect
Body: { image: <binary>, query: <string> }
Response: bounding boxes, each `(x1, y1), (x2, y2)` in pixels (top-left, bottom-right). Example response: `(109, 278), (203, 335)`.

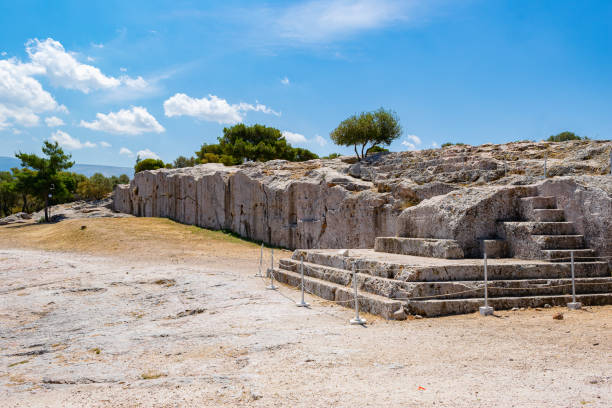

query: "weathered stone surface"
(114, 161), (399, 249)
(374, 237), (464, 259)
(113, 141), (612, 255)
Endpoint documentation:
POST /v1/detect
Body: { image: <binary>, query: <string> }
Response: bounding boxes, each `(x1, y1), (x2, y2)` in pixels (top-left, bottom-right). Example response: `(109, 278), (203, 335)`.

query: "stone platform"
(272, 249), (612, 318)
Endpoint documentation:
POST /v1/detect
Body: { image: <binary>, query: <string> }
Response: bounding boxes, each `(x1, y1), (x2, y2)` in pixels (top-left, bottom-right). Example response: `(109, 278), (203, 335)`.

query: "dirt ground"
(1, 218), (611, 407)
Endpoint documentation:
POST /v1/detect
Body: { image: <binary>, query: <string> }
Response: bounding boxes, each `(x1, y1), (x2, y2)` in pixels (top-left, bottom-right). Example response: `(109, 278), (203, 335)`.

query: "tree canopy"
(330, 108), (401, 160)
(195, 124), (318, 165)
(546, 131), (587, 142)
(15, 141), (75, 221)
(134, 158), (165, 173)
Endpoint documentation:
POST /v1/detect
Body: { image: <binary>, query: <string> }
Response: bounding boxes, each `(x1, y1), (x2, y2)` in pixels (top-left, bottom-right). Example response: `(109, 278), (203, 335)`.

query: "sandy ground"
(1, 218), (611, 407)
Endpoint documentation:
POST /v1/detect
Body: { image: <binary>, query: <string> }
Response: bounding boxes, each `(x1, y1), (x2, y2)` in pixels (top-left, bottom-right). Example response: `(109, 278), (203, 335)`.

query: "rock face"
(114, 161), (400, 249)
(113, 140), (612, 256)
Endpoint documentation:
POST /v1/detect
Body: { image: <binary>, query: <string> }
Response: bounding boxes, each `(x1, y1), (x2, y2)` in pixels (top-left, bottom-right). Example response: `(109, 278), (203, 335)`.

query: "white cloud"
(91, 43), (104, 49)
(80, 106), (165, 135)
(314, 134), (327, 146)
(26, 38), (148, 93)
(1, 52), (7, 56)
(163, 93), (280, 124)
(136, 148), (160, 160)
(281, 77), (290, 85)
(119, 147), (134, 156)
(120, 67), (127, 72)
(282, 130), (308, 144)
(405, 134), (421, 145)
(431, 141), (439, 148)
(0, 57), (59, 129)
(50, 130), (96, 150)
(274, 0), (412, 43)
(401, 134), (422, 150)
(100, 141), (111, 148)
(45, 116), (64, 127)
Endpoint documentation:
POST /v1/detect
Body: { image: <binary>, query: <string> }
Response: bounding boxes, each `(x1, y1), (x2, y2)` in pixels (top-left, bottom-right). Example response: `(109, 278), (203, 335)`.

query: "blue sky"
(1, 0), (611, 166)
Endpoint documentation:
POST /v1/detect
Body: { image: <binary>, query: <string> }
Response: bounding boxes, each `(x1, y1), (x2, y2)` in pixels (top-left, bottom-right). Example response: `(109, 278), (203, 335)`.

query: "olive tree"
(330, 108), (402, 160)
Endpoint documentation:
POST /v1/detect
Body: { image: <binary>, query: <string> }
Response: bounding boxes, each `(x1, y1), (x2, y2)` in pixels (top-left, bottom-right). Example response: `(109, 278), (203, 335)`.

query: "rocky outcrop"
(114, 161), (401, 249)
(113, 140), (611, 255)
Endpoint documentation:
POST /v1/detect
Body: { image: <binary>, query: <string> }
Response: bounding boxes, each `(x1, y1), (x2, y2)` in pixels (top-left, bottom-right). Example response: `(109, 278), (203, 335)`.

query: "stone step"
(374, 237), (464, 259)
(529, 209), (565, 222)
(542, 249), (597, 262)
(499, 221), (575, 236)
(406, 293), (612, 317)
(520, 196), (557, 209)
(291, 250), (609, 281)
(531, 235), (585, 250)
(280, 259), (612, 300)
(270, 267), (405, 320)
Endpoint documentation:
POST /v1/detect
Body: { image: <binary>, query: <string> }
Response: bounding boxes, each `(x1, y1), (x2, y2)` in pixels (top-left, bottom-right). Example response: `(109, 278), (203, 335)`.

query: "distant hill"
(0, 156), (133, 178)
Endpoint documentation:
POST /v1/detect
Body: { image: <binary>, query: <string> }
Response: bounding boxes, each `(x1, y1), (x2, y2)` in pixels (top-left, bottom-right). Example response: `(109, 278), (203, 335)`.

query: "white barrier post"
(255, 243), (264, 277)
(296, 258), (309, 307)
(567, 250), (582, 310)
(350, 264), (366, 325)
(479, 251), (494, 316)
(266, 248), (277, 290)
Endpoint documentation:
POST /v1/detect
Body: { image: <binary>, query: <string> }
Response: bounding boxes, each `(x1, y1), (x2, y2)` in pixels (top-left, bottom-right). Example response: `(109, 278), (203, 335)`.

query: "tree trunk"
(354, 145), (361, 161)
(22, 193), (28, 213)
(44, 195), (49, 222)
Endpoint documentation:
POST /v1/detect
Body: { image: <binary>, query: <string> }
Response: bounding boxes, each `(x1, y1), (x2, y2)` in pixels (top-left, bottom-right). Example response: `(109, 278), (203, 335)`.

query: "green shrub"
(546, 131), (586, 142)
(135, 159), (165, 173)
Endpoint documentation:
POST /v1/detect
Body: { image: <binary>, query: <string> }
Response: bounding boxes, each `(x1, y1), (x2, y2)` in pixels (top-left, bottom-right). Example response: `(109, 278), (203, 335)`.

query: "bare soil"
(1, 218), (610, 407)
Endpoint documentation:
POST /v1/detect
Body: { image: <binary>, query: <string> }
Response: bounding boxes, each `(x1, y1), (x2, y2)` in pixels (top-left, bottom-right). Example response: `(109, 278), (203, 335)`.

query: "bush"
(322, 153), (341, 159)
(193, 124), (319, 166)
(546, 131), (586, 142)
(135, 159), (165, 173)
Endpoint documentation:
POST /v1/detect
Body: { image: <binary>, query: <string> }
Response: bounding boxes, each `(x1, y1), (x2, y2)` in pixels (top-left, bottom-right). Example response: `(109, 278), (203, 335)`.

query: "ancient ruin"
(113, 140), (612, 317)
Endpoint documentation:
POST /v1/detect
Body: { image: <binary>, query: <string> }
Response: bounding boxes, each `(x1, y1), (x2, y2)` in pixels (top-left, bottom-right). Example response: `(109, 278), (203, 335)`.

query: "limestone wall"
(113, 162), (400, 249)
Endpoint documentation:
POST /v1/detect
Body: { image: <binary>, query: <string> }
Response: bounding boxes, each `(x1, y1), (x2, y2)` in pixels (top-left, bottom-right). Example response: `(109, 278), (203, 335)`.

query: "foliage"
(366, 145), (389, 155)
(330, 108), (401, 160)
(194, 124), (318, 166)
(173, 155), (199, 168)
(546, 131), (587, 142)
(76, 173), (122, 200)
(321, 153), (341, 159)
(15, 141), (75, 221)
(134, 158), (165, 173)
(441, 142), (466, 148)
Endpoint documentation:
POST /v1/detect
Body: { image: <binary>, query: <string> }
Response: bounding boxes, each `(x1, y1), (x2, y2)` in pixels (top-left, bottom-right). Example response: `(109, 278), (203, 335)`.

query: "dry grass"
(0, 217), (291, 262)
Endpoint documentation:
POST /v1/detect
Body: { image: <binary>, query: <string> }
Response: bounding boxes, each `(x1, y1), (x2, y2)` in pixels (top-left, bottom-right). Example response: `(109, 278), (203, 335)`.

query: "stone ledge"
(374, 237), (464, 259)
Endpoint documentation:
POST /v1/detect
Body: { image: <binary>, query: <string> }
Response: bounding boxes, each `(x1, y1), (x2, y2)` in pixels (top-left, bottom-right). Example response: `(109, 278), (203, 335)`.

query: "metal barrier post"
(609, 150), (612, 176)
(266, 248), (277, 290)
(350, 264), (366, 325)
(255, 243), (264, 277)
(479, 252), (494, 316)
(567, 250), (582, 310)
(296, 258), (309, 307)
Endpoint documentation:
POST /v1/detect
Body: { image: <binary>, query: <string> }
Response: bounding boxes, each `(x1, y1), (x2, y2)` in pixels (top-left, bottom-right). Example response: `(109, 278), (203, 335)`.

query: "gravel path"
(1, 248), (611, 407)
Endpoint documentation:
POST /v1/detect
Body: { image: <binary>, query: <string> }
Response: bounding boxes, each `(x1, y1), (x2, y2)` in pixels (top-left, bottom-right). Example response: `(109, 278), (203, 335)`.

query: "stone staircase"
(272, 248), (612, 318)
(497, 196), (597, 261)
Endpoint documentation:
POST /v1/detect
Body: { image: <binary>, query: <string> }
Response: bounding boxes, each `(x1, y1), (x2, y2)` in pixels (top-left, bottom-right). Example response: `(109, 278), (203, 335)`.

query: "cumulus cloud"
(99, 141), (111, 147)
(80, 106), (165, 135)
(282, 130), (308, 144)
(163, 93), (280, 124)
(281, 77), (290, 85)
(50, 130), (96, 149)
(136, 148), (160, 160)
(45, 116), (64, 127)
(119, 147), (134, 156)
(26, 38), (148, 93)
(314, 134), (327, 146)
(401, 134), (422, 150)
(0, 57), (60, 129)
